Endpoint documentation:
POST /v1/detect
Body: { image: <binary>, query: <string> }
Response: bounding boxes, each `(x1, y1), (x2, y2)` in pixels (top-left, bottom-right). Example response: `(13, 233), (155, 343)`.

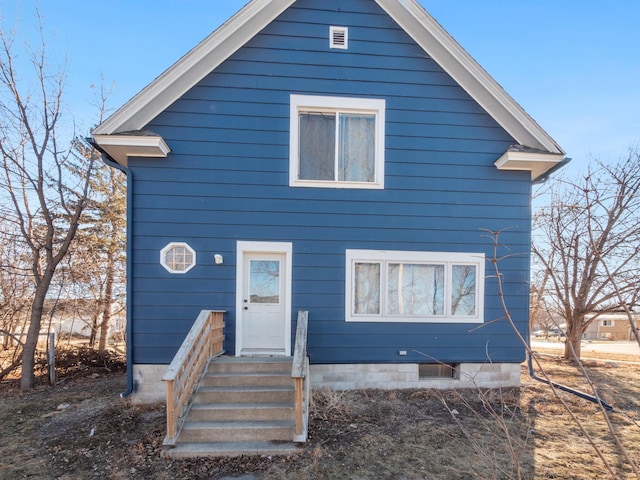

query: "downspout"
(88, 139), (135, 398)
(527, 352), (613, 411)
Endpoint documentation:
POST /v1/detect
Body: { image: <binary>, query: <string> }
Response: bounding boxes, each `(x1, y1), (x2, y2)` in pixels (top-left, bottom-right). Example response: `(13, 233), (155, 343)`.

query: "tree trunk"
(88, 310), (99, 348)
(20, 279), (51, 389)
(98, 254), (115, 352)
(563, 333), (582, 362)
(563, 313), (585, 362)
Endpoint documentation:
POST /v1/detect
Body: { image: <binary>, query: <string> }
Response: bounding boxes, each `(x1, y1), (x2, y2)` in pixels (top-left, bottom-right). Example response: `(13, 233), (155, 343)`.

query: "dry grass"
(266, 358), (640, 479)
(523, 358), (640, 479)
(1, 356), (639, 479)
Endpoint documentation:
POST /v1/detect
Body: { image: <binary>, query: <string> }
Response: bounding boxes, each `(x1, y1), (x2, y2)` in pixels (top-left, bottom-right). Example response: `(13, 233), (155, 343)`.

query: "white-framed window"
(345, 250), (485, 323)
(601, 319), (614, 327)
(161, 242), (196, 274)
(290, 94), (385, 189)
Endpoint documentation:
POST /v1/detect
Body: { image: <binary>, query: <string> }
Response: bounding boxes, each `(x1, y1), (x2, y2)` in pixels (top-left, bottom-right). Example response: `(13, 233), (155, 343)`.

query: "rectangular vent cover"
(330, 26), (348, 49)
(419, 363), (459, 379)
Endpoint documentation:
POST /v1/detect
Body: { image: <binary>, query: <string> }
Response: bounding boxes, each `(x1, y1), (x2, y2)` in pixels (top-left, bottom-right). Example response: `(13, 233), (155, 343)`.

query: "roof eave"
(376, 0), (565, 155)
(92, 133), (170, 166)
(495, 149), (568, 181)
(92, 0), (296, 136)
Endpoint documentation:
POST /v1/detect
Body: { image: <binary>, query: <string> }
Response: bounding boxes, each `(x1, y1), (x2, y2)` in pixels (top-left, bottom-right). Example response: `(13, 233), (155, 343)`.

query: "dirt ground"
(1, 353), (639, 480)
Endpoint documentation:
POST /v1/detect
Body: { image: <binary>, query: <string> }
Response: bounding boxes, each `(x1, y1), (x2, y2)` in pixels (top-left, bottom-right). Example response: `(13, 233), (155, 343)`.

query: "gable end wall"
(128, 0), (531, 367)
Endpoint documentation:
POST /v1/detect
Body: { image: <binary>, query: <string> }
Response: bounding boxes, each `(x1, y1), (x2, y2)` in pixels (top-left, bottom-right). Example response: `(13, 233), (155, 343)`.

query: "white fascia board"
(376, 0), (564, 155)
(93, 0), (295, 135)
(494, 150), (566, 180)
(93, 134), (170, 166)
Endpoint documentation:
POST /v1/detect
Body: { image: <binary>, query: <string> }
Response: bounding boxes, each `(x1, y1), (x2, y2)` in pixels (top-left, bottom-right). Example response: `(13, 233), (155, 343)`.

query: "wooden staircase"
(162, 357), (301, 458)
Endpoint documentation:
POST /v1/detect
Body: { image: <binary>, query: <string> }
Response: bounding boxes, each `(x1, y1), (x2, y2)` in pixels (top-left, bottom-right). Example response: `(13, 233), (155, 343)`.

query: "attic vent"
(330, 26), (348, 49)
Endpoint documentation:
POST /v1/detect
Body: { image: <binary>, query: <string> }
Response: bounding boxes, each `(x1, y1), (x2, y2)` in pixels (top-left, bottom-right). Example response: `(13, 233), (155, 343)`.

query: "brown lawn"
(0, 351), (638, 479)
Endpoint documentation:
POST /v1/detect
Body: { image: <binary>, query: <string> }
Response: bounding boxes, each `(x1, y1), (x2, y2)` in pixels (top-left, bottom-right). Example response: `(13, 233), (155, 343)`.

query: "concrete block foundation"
(310, 363), (521, 391)
(129, 362), (521, 404)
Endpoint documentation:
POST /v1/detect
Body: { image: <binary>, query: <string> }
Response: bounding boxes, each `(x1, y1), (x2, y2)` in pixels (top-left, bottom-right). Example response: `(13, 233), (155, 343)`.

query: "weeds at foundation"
(309, 388), (354, 422)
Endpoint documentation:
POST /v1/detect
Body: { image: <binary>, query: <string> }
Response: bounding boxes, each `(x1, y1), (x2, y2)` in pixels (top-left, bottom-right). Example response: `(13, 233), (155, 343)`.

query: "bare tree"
(66, 153), (126, 351)
(0, 219), (33, 378)
(532, 149), (640, 360)
(0, 14), (100, 388)
(487, 229), (639, 479)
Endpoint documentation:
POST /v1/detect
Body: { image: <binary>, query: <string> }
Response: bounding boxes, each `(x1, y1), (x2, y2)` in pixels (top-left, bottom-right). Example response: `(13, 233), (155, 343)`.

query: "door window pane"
(387, 263), (444, 315)
(451, 264), (477, 315)
(354, 262), (380, 314)
(249, 260), (280, 304)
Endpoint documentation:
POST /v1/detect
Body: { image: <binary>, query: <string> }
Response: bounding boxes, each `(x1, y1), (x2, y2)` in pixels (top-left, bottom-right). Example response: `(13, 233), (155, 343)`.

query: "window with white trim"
(290, 95), (385, 189)
(346, 250), (485, 323)
(161, 242), (196, 274)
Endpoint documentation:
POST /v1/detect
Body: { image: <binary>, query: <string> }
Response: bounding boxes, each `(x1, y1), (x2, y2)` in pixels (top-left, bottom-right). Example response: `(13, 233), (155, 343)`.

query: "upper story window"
(345, 250), (485, 323)
(161, 242), (196, 274)
(290, 95), (385, 189)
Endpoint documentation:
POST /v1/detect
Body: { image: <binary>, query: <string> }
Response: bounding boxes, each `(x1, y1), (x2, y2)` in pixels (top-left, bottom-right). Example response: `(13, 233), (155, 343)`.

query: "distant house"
(2, 299), (124, 344)
(583, 313), (640, 341)
(92, 0), (566, 403)
(46, 299), (125, 343)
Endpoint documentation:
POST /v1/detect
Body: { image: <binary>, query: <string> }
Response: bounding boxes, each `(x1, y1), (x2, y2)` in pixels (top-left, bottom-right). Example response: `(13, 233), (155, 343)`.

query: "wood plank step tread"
(190, 402), (293, 410)
(205, 372), (291, 377)
(161, 441), (301, 459)
(184, 420), (294, 429)
(213, 357), (292, 363)
(198, 385), (294, 392)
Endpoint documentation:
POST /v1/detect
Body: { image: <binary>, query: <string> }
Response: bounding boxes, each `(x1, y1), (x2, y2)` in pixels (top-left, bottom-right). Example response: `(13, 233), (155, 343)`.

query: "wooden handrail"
(291, 311), (309, 441)
(162, 310), (225, 444)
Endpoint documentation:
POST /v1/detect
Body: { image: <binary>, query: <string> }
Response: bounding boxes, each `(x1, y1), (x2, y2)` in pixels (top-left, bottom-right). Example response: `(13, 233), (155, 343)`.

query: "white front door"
(236, 242), (292, 356)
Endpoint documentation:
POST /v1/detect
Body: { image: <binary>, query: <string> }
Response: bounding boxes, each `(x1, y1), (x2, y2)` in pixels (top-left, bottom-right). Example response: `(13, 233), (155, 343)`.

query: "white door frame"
(235, 241), (292, 356)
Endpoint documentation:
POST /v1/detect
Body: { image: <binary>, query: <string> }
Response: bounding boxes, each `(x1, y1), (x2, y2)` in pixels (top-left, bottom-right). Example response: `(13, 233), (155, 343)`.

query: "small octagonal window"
(161, 242), (196, 274)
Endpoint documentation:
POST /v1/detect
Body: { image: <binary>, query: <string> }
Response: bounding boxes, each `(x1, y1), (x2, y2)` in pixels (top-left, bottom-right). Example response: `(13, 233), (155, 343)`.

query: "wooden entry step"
(162, 357), (300, 458)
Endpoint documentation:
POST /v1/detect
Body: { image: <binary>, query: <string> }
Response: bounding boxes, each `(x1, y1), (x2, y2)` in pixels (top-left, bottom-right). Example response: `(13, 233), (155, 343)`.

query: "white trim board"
(345, 249), (485, 324)
(93, 0), (296, 137)
(289, 94), (386, 189)
(235, 241), (293, 356)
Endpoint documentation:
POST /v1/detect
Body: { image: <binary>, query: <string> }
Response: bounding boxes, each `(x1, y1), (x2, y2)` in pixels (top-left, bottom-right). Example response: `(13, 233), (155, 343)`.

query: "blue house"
(92, 0), (565, 453)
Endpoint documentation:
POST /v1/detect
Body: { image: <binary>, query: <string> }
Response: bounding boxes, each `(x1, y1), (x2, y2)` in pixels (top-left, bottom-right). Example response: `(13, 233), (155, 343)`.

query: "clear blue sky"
(3, 1), (639, 174)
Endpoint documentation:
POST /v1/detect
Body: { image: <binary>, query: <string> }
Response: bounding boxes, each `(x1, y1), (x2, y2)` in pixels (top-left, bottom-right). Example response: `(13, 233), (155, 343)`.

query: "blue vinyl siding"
(128, 0), (532, 366)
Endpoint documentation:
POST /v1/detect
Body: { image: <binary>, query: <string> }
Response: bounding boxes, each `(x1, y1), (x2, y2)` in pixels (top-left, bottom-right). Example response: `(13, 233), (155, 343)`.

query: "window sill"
(290, 179), (384, 189)
(346, 316), (484, 324)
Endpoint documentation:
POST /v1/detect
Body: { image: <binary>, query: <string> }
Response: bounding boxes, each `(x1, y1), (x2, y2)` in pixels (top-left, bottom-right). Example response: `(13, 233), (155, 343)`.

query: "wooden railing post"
(162, 309), (226, 445)
(295, 377), (304, 434)
(166, 379), (176, 440)
(292, 311), (309, 442)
